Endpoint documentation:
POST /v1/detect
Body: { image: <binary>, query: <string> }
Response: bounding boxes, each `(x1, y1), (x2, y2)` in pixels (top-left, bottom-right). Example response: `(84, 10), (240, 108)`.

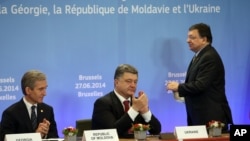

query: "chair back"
(76, 119), (92, 137)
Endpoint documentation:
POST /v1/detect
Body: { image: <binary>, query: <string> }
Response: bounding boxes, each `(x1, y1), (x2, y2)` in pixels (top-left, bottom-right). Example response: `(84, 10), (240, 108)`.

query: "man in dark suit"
(0, 70), (59, 140)
(92, 64), (161, 138)
(167, 23), (233, 132)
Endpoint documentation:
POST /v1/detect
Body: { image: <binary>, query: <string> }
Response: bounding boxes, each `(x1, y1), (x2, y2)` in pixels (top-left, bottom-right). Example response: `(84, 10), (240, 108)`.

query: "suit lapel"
(186, 58), (196, 80)
(186, 45), (210, 81)
(110, 92), (125, 116)
(37, 104), (46, 123)
(19, 99), (34, 131)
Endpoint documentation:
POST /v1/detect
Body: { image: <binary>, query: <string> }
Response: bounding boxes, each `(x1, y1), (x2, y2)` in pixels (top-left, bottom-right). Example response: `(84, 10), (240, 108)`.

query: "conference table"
(120, 134), (229, 141)
(76, 133), (229, 141)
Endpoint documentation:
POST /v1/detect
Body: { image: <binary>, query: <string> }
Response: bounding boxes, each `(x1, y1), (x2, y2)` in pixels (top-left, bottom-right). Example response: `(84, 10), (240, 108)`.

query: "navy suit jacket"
(178, 45), (233, 130)
(91, 91), (161, 138)
(0, 99), (59, 140)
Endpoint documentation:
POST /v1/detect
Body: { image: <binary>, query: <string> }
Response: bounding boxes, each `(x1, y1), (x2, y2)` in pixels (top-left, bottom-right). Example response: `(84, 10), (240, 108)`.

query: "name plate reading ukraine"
(175, 125), (208, 139)
(5, 133), (41, 141)
(84, 129), (119, 141)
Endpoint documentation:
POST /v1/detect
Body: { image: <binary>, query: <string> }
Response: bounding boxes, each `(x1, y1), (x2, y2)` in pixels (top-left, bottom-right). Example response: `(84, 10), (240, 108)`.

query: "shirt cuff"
(127, 107), (139, 121)
(141, 110), (152, 122)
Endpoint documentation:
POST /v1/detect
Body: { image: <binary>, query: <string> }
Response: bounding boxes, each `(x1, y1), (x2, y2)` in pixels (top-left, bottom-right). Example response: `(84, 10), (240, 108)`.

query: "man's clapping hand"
(36, 118), (50, 138)
(132, 91), (149, 114)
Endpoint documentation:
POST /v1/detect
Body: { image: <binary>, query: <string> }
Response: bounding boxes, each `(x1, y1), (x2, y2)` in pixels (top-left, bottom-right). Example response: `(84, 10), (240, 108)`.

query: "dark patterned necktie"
(123, 100), (130, 112)
(192, 55), (197, 63)
(31, 105), (37, 130)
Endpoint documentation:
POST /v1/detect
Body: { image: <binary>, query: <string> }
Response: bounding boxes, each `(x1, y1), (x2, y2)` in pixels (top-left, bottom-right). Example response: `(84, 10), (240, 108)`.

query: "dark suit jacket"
(178, 45), (233, 130)
(0, 99), (59, 140)
(91, 91), (161, 138)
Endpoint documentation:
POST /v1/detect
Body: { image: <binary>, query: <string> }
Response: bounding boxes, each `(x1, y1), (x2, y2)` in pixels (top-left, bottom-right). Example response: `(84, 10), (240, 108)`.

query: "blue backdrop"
(1, 0), (250, 137)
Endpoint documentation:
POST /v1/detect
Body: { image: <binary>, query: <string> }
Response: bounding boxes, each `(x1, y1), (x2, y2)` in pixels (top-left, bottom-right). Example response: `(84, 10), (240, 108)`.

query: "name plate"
(83, 129), (119, 141)
(175, 125), (208, 139)
(5, 133), (41, 141)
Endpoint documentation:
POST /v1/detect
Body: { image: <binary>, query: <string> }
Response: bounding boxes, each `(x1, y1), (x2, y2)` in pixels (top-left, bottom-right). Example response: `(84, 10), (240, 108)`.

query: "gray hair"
(21, 70), (46, 95)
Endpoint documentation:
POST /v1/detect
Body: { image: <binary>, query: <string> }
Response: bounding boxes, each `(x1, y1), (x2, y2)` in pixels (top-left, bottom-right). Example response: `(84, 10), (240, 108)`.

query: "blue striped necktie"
(31, 105), (37, 130)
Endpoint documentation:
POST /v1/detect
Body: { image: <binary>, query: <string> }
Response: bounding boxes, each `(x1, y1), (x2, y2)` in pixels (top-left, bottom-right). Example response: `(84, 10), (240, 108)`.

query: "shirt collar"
(114, 89), (131, 104)
(23, 97), (37, 110)
(196, 44), (209, 56)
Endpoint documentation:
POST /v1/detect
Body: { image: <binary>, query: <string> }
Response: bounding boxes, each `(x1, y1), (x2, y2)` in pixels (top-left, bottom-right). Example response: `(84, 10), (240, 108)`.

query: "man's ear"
(114, 79), (118, 85)
(202, 36), (208, 43)
(25, 87), (31, 95)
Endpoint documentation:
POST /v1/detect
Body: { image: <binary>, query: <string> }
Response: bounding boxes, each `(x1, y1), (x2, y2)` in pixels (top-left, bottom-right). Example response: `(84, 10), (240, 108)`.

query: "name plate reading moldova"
(230, 124), (250, 141)
(175, 125), (208, 139)
(84, 129), (119, 141)
(5, 133), (41, 141)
